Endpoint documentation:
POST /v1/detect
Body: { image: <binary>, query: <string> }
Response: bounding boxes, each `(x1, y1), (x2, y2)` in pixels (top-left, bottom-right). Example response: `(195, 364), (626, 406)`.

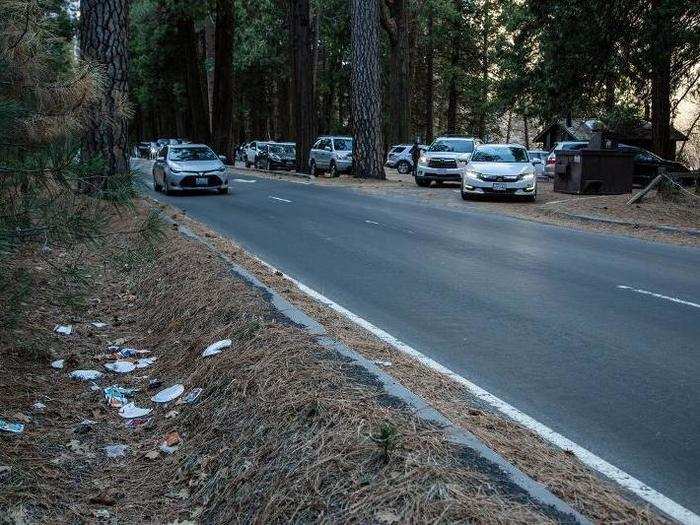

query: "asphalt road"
(134, 160), (700, 513)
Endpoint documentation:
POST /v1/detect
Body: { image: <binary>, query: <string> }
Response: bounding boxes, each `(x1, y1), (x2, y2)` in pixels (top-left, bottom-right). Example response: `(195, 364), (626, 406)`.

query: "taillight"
(546, 157), (556, 165)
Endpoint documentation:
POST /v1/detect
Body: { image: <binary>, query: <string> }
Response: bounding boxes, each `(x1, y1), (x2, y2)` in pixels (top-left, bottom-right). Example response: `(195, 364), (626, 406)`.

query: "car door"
(155, 146), (168, 184)
(321, 139), (333, 168)
(247, 142), (256, 163)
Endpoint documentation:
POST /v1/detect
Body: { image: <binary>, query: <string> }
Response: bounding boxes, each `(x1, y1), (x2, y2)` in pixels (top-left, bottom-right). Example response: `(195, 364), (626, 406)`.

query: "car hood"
(168, 160), (223, 172)
(425, 151), (472, 161)
(467, 162), (534, 176)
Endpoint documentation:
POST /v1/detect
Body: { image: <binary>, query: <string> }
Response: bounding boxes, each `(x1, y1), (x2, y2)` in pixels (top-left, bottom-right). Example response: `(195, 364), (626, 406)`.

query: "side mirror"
(219, 155), (227, 163)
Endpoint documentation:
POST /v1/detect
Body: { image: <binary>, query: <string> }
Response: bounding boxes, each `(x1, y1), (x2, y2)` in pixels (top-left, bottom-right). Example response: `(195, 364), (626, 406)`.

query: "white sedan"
(461, 144), (538, 201)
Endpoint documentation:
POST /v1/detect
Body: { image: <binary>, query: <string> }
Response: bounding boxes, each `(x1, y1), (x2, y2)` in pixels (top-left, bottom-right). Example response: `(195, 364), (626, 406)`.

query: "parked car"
(309, 136), (353, 177)
(256, 142), (296, 170)
(544, 141), (588, 178)
(415, 136), (481, 187)
(385, 144), (427, 174)
(528, 150), (548, 179)
(461, 144), (537, 201)
(617, 144), (691, 186)
(244, 141), (270, 168)
(152, 143), (229, 195)
(133, 142), (153, 159)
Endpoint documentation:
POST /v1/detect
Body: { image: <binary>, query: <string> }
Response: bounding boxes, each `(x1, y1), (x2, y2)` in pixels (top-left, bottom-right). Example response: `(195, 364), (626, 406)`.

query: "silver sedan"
(152, 144), (229, 195)
(461, 144), (538, 201)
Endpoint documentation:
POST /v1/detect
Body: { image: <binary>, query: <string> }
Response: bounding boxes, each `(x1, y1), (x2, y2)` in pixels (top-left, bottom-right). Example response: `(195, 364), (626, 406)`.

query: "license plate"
(493, 182), (507, 191)
(196, 177), (208, 185)
(436, 168), (446, 175)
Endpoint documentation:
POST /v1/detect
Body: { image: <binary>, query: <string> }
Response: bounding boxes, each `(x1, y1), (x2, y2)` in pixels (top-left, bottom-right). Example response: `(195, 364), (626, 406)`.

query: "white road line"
(234, 178), (256, 183)
(245, 253), (698, 524)
(617, 285), (700, 309)
(269, 196), (292, 203)
(365, 220), (380, 225)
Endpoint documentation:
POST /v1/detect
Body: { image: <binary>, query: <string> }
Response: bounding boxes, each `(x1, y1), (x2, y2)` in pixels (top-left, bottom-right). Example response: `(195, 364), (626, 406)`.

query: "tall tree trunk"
(446, 77), (457, 134)
(205, 15), (216, 129)
(212, 0), (235, 160)
(178, 15), (210, 144)
(650, 0), (673, 159)
(351, 0), (384, 179)
(505, 109), (512, 143)
(277, 76), (291, 139)
(79, 0), (129, 191)
(424, 13), (434, 144)
(382, 0), (410, 147)
(291, 0), (315, 173)
(523, 116), (530, 149)
(477, 0), (490, 140)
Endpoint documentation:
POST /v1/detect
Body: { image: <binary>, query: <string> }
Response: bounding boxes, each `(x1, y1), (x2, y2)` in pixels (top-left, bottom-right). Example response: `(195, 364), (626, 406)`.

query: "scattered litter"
(202, 339), (231, 357)
(145, 450), (160, 460)
(93, 509), (110, 519)
(104, 444), (129, 458)
(32, 402), (46, 411)
(104, 385), (136, 408)
(74, 420), (96, 434)
(125, 417), (152, 429)
(90, 382), (101, 391)
(0, 419), (24, 433)
(54, 324), (73, 335)
(177, 387), (202, 405)
(104, 361), (136, 374)
(151, 384), (184, 403)
(70, 369), (103, 381)
(165, 410), (179, 419)
(373, 360), (393, 367)
(164, 431), (181, 447)
(148, 379), (163, 390)
(135, 357), (156, 369)
(51, 359), (65, 369)
(118, 403), (152, 419)
(91, 322), (108, 328)
(159, 442), (178, 455)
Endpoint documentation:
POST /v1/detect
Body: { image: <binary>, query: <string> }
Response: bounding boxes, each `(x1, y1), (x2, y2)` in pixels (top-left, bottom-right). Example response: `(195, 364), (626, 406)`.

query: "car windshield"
(168, 147), (218, 161)
(471, 146), (529, 163)
(429, 139), (474, 153)
(270, 144), (295, 156)
(391, 146), (406, 153)
(334, 139), (352, 151)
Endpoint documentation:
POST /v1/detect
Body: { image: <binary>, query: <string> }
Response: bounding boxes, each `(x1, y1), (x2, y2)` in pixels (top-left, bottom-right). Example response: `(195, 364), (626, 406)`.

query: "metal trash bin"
(554, 149), (633, 194)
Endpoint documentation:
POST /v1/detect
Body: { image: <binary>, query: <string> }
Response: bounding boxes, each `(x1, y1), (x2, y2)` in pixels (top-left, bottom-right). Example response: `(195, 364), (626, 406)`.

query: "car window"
(563, 143), (587, 150)
(471, 146), (528, 163)
(429, 139), (474, 153)
(333, 138), (352, 151)
(168, 146), (218, 161)
(391, 146), (406, 154)
(270, 144), (294, 155)
(158, 146), (168, 158)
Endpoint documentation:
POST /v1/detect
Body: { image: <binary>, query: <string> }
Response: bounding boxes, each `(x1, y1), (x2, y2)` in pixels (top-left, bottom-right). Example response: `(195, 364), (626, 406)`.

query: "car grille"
(180, 174), (222, 187)
(428, 158), (458, 169)
(481, 187), (518, 194)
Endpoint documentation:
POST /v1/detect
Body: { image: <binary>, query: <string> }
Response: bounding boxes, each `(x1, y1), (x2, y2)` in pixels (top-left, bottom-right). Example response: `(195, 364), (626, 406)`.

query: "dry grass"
(165, 204), (670, 524)
(0, 204), (568, 523)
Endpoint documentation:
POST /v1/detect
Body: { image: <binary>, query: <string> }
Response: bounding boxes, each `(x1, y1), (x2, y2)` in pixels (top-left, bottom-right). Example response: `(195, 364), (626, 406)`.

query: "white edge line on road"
(617, 285), (700, 309)
(247, 253), (698, 524)
(269, 196), (292, 203)
(365, 220), (380, 225)
(234, 178), (256, 183)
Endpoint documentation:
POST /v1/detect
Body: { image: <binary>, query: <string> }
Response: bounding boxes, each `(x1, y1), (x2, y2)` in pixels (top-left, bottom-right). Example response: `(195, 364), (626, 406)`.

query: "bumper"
(270, 160), (296, 171)
(335, 159), (353, 172)
(416, 165), (464, 182)
(167, 173), (229, 191)
(462, 176), (537, 196)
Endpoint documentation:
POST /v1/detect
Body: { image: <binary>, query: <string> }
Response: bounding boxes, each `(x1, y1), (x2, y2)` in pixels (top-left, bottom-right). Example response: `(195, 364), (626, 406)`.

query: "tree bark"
(351, 0), (384, 179)
(291, 0), (315, 173)
(381, 0), (410, 146)
(212, 0), (235, 161)
(650, 0), (673, 159)
(79, 0), (129, 190)
(424, 12), (434, 144)
(177, 15), (211, 144)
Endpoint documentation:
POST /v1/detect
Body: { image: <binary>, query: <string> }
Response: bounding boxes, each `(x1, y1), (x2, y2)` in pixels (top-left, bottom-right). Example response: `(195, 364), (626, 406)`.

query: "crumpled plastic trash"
(118, 403), (152, 419)
(202, 339), (232, 357)
(91, 322), (108, 328)
(125, 417), (152, 429)
(51, 359), (65, 369)
(32, 402), (47, 411)
(176, 387), (203, 405)
(151, 384), (184, 403)
(159, 442), (178, 455)
(104, 361), (136, 374)
(104, 385), (136, 408)
(104, 444), (129, 458)
(54, 324), (73, 335)
(373, 360), (393, 367)
(70, 370), (103, 381)
(0, 419), (24, 433)
(135, 357), (156, 369)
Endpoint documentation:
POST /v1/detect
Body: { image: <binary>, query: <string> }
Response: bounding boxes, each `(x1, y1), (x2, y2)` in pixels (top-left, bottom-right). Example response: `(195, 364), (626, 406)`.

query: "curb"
(162, 212), (591, 524)
(229, 164), (312, 180)
(551, 210), (700, 236)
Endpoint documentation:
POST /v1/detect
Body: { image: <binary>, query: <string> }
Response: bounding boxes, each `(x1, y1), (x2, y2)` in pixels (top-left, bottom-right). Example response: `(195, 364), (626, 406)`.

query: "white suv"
(415, 136), (480, 187)
(245, 141), (270, 168)
(309, 136), (353, 177)
(385, 144), (427, 174)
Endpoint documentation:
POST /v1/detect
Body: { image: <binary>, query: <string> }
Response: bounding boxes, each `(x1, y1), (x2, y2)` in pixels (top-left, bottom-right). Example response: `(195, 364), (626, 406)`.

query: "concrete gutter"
(164, 212), (591, 524)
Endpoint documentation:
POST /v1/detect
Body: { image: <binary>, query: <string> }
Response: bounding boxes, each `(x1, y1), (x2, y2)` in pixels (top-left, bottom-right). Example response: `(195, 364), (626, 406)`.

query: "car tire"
(397, 160), (411, 174)
(415, 178), (431, 187)
(461, 190), (471, 200)
(329, 161), (339, 178)
(310, 160), (319, 177)
(265, 159), (271, 171)
(245, 160), (251, 168)
(218, 187), (229, 195)
(152, 173), (161, 192)
(164, 178), (174, 196)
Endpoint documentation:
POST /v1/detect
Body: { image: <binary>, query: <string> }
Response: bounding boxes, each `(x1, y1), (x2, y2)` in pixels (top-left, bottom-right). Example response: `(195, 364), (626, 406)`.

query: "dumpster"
(554, 149), (633, 194)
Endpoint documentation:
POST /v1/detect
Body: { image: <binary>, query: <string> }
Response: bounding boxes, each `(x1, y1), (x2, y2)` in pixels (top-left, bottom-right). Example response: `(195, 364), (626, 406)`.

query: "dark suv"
(255, 142), (296, 171)
(617, 145), (690, 186)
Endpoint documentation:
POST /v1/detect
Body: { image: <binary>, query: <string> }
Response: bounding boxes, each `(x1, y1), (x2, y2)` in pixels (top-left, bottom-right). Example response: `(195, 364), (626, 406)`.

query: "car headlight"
(520, 172), (535, 181)
(418, 155), (428, 165)
(170, 167), (180, 173)
(458, 159), (470, 166)
(465, 170), (481, 179)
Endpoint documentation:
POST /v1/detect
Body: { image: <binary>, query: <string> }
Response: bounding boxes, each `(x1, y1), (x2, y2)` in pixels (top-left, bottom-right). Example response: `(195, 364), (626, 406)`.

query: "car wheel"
(329, 161), (338, 178)
(245, 160), (251, 168)
(461, 190), (471, 200)
(152, 173), (161, 192)
(310, 160), (318, 177)
(415, 177), (431, 187)
(218, 187), (229, 195)
(397, 160), (411, 174)
(265, 159), (271, 171)
(164, 177), (174, 196)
